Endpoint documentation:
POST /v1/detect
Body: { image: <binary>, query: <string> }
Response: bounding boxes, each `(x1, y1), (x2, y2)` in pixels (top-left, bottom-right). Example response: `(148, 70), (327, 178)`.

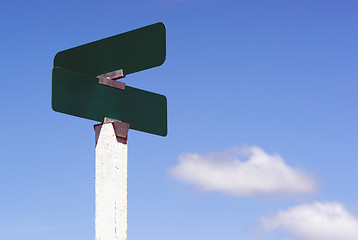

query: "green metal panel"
(52, 67), (167, 137)
(54, 22), (166, 77)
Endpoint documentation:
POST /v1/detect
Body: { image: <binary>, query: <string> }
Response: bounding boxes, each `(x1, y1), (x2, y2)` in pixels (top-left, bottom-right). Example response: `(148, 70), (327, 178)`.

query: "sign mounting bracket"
(97, 69), (126, 90)
(94, 117), (130, 144)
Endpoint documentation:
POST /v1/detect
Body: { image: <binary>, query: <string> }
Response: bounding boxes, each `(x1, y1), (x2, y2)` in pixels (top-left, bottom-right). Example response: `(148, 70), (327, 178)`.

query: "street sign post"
(52, 22), (167, 240)
(52, 22), (167, 136)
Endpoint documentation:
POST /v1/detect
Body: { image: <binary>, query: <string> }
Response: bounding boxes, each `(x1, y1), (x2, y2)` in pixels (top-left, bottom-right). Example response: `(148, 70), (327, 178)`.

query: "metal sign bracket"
(97, 69), (126, 90)
(94, 117), (130, 145)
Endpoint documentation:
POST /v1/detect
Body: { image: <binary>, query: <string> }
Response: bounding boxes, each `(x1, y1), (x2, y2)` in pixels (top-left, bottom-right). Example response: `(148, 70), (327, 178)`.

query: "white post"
(94, 121), (128, 240)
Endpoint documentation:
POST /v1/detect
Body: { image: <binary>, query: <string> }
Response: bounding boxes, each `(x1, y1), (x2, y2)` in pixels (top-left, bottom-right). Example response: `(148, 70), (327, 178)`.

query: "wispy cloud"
(261, 202), (358, 240)
(169, 146), (316, 197)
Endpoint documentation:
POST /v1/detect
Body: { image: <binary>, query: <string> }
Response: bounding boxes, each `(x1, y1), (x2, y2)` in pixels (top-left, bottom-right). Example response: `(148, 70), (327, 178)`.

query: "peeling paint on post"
(94, 123), (128, 240)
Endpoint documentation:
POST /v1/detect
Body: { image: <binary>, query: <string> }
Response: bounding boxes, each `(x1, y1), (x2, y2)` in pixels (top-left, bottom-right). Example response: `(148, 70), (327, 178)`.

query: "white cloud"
(169, 146), (316, 197)
(261, 202), (358, 240)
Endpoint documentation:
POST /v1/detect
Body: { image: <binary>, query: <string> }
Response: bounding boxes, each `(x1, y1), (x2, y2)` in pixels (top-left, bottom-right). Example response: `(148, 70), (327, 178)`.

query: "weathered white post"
(94, 118), (130, 240)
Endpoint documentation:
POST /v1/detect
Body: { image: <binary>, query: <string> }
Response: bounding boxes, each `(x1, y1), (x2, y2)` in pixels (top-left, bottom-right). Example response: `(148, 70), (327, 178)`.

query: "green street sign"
(52, 67), (167, 136)
(54, 22), (166, 77)
(52, 22), (167, 136)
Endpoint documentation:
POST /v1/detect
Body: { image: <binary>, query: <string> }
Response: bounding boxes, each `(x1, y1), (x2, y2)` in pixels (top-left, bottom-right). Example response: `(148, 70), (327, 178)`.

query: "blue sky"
(1, 0), (358, 240)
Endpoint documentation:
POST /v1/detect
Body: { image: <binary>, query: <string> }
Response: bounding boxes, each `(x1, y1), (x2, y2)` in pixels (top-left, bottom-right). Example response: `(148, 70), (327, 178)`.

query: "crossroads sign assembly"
(52, 22), (167, 136)
(51, 22), (167, 240)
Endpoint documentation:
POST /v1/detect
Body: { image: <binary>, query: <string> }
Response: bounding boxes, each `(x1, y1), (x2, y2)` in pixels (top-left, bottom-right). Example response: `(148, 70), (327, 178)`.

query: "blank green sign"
(54, 22), (166, 77)
(52, 22), (167, 136)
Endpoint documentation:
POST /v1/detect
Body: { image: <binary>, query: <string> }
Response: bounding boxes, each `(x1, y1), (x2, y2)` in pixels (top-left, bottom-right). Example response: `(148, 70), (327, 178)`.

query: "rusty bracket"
(94, 117), (130, 145)
(97, 69), (126, 90)
(105, 117), (130, 144)
(104, 117), (130, 139)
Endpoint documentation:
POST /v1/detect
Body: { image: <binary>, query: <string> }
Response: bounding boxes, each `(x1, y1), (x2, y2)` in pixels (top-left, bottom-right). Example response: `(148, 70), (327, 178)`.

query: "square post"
(94, 121), (129, 240)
